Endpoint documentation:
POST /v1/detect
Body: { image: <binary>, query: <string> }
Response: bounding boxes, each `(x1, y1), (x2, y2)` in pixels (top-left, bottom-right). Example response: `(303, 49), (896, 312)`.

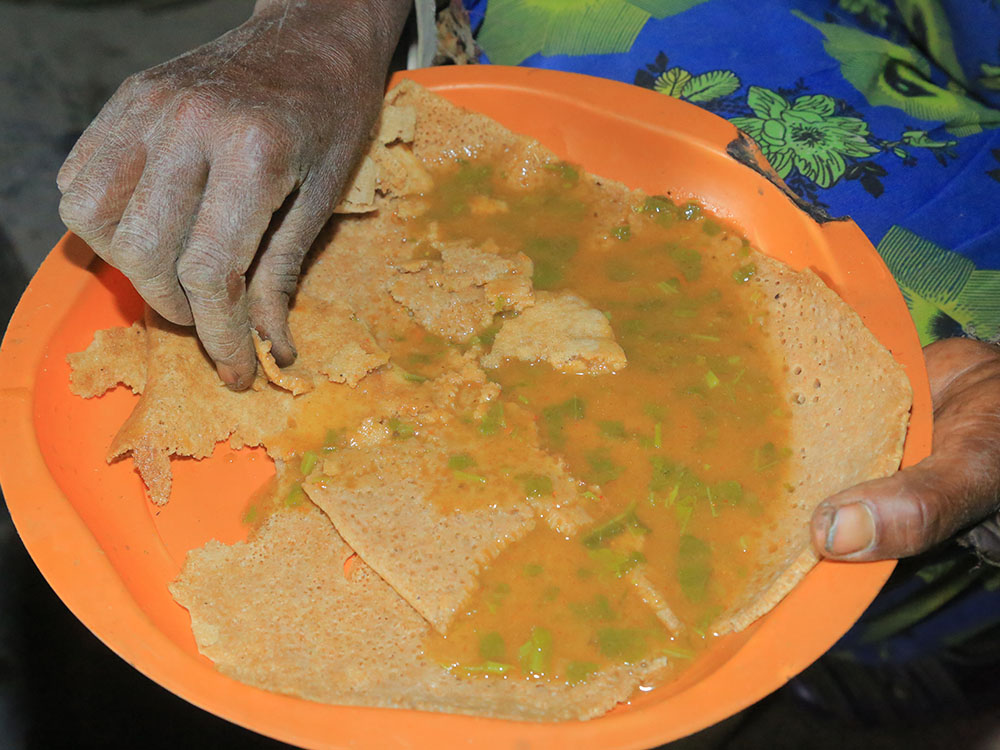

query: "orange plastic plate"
(0, 67), (931, 750)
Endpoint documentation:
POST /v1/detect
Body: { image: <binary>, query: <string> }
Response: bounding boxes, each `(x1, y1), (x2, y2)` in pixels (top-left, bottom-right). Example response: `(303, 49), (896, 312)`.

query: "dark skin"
(57, 1), (1000, 562)
(58, 0), (412, 390)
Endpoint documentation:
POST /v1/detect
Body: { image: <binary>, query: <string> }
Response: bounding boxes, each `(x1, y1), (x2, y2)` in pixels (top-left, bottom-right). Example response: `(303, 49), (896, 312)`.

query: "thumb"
(810, 458), (978, 561)
(813, 338), (1000, 561)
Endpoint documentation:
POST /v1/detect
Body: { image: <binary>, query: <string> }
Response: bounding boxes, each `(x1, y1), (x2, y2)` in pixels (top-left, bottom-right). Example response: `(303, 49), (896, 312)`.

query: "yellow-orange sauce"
(250, 156), (792, 689)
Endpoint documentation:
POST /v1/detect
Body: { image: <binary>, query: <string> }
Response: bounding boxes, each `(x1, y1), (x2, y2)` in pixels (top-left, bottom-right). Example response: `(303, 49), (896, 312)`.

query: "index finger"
(176, 133), (295, 389)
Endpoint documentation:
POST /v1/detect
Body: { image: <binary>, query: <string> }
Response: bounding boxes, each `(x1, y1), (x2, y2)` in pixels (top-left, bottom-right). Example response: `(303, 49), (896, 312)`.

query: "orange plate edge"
(0, 67), (931, 750)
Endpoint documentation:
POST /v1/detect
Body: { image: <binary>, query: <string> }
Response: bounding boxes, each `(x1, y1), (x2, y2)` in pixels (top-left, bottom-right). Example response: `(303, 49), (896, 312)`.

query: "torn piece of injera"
(482, 291), (627, 373)
(106, 310), (291, 505)
(67, 321), (147, 397)
(302, 438), (538, 635)
(333, 101), (429, 213)
(170, 508), (666, 721)
(389, 242), (534, 342)
(254, 294), (389, 395)
(711, 254), (911, 634)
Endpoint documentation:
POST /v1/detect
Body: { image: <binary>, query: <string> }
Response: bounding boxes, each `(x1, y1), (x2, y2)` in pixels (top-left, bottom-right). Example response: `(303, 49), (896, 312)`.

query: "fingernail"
(825, 503), (876, 556)
(216, 363), (241, 390)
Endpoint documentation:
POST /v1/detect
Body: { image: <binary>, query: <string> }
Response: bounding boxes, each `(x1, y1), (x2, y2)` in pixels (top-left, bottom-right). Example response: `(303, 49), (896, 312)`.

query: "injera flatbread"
(302, 405), (594, 634)
(169, 507), (667, 721)
(68, 321), (146, 398)
(710, 254), (911, 634)
(481, 290), (627, 373)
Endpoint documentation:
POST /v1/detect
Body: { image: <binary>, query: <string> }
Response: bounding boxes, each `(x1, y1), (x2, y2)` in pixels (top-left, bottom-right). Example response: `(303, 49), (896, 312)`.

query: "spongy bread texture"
(711, 253), (911, 634)
(169, 507), (666, 721)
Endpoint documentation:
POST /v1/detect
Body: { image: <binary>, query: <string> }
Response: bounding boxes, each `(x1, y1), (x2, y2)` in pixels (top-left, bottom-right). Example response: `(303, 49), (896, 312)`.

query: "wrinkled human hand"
(57, 0), (410, 389)
(812, 337), (1000, 560)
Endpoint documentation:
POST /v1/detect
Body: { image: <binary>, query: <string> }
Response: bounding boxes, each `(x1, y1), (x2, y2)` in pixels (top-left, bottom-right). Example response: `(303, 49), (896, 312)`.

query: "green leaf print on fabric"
(792, 11), (1000, 137)
(682, 70), (741, 102)
(477, 0), (708, 66)
(837, 0), (889, 29)
(731, 87), (879, 188)
(877, 225), (1000, 344)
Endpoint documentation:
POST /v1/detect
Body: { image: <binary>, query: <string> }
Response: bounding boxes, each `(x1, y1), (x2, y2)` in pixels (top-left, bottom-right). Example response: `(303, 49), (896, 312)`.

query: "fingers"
(57, 78), (138, 193)
(247, 170), (340, 366)
(177, 128), (296, 390)
(109, 132), (208, 326)
(813, 338), (1000, 560)
(58, 128), (147, 257)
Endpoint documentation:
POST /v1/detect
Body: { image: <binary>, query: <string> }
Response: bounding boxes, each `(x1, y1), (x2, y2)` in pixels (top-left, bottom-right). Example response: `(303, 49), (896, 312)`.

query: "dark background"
(1, 1), (998, 747)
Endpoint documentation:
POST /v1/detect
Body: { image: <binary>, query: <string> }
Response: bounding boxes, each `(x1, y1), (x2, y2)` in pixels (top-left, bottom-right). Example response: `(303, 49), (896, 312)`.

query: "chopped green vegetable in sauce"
(525, 236), (578, 290)
(678, 534), (713, 602)
(479, 631), (506, 662)
(568, 594), (617, 622)
(479, 401), (506, 436)
(299, 450), (319, 476)
(597, 628), (648, 662)
(657, 278), (681, 296)
(518, 626), (554, 675)
(566, 660), (599, 684)
(588, 547), (646, 578)
(732, 263), (757, 282)
(599, 420), (627, 440)
(486, 582), (511, 613)
(284, 484), (305, 508)
(447, 453), (476, 470)
(543, 161), (579, 186)
(542, 396), (586, 447)
(582, 503), (650, 549)
(523, 563), (544, 577)
(584, 448), (624, 485)
(668, 245), (702, 282)
(755, 441), (791, 472)
(518, 473), (554, 498)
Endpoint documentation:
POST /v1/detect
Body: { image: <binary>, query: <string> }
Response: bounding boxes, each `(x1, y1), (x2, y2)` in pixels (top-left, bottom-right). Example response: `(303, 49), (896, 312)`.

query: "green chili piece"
(732, 263), (757, 282)
(523, 563), (544, 577)
(299, 450), (319, 476)
(611, 224), (631, 240)
(518, 627), (554, 675)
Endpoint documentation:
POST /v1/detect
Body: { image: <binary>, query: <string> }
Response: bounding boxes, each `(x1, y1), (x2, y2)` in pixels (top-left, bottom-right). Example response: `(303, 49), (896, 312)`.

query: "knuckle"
(110, 226), (160, 274)
(228, 117), (292, 175)
(171, 89), (215, 127)
(59, 189), (104, 234)
(177, 247), (229, 300)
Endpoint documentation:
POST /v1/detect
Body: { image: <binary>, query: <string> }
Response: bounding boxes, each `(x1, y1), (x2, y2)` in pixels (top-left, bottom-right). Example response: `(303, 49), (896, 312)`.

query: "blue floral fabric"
(466, 0), (1000, 344)
(462, 0), (1000, 718)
